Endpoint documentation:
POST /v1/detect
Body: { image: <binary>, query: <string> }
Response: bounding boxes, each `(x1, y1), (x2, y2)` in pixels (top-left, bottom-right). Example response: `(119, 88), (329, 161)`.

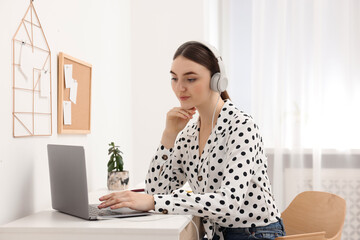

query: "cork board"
(57, 52), (92, 134)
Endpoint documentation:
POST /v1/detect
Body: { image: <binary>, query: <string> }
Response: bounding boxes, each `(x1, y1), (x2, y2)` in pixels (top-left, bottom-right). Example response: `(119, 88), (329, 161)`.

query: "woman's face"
(170, 56), (212, 109)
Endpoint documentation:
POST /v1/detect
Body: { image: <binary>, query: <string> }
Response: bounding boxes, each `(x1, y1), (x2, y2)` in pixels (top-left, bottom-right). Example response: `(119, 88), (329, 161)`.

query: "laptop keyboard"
(89, 205), (125, 217)
(89, 205), (100, 216)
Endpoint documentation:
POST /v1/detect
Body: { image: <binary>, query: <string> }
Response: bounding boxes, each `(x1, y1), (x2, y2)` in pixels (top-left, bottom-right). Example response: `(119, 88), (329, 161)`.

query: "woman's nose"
(177, 80), (186, 91)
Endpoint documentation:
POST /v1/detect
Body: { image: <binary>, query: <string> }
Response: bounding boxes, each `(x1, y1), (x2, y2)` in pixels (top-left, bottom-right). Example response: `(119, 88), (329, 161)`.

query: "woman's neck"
(197, 94), (225, 129)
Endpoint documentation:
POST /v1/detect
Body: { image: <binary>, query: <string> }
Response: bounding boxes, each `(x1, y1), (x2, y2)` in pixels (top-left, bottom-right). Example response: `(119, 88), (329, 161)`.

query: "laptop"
(47, 144), (150, 220)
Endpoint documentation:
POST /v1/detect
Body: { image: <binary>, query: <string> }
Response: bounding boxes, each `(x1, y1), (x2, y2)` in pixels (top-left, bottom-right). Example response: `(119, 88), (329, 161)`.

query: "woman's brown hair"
(173, 41), (230, 100)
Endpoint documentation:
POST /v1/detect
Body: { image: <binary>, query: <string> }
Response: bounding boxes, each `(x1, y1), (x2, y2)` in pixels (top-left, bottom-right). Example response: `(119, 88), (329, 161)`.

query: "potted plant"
(107, 142), (129, 190)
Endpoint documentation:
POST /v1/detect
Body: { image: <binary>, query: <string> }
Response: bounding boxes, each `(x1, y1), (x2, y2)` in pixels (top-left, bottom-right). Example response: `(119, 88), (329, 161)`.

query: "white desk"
(0, 210), (193, 240)
(0, 190), (197, 240)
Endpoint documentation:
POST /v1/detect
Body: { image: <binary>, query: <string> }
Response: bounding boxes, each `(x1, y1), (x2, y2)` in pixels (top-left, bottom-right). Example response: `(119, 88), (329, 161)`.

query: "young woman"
(98, 41), (285, 240)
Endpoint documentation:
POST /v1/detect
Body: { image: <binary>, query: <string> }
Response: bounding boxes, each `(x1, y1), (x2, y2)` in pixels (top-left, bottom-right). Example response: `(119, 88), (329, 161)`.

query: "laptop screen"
(47, 144), (90, 219)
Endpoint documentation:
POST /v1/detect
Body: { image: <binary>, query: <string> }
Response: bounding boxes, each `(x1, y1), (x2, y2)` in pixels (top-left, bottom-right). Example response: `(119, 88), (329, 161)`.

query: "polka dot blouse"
(145, 100), (280, 240)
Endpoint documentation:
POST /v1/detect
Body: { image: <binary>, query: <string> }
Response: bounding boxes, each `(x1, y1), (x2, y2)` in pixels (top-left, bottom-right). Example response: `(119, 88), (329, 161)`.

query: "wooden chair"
(276, 191), (346, 240)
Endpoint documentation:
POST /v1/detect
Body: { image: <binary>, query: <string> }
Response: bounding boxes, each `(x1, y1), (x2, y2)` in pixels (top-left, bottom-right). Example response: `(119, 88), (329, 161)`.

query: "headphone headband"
(197, 41), (228, 93)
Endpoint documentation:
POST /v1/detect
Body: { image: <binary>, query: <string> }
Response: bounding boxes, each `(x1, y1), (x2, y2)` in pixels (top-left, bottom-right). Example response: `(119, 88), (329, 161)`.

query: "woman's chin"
(180, 102), (195, 110)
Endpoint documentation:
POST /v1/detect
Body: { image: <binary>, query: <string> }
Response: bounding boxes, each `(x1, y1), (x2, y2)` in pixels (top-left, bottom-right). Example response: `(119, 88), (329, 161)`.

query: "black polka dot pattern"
(145, 100), (280, 240)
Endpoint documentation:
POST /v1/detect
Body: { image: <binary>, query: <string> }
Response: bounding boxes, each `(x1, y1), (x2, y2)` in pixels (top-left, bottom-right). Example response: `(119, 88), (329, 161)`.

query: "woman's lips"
(180, 96), (190, 101)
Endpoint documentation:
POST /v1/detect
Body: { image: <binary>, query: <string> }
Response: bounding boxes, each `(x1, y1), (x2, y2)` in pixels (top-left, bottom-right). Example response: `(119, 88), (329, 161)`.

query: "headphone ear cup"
(211, 73), (228, 92)
(218, 76), (228, 92)
(210, 73), (221, 92)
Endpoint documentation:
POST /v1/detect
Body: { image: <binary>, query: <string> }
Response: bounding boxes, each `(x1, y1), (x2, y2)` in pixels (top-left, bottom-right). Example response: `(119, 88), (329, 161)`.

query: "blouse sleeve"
(145, 132), (187, 195)
(152, 119), (263, 223)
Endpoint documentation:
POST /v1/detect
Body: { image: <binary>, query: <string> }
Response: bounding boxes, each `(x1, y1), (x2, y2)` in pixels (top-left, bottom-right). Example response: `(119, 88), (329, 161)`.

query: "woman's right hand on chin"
(161, 107), (196, 148)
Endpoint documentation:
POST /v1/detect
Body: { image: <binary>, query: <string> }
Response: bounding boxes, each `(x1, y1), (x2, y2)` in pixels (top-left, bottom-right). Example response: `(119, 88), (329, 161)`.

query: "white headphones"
(198, 41), (228, 93)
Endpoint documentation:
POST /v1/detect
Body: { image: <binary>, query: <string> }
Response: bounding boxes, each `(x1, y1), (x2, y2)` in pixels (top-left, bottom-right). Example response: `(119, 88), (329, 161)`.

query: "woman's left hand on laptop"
(98, 191), (155, 212)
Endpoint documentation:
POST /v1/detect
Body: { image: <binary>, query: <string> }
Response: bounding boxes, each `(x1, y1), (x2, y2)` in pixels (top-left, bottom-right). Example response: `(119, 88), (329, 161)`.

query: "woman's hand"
(98, 191), (155, 212)
(161, 107), (196, 148)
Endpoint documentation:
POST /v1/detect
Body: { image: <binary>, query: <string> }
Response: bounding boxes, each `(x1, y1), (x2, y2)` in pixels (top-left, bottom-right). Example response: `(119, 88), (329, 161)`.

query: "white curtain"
(221, 1), (360, 239)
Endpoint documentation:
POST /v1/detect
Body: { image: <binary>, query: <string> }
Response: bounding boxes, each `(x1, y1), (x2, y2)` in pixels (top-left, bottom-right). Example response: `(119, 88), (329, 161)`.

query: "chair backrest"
(281, 191), (346, 240)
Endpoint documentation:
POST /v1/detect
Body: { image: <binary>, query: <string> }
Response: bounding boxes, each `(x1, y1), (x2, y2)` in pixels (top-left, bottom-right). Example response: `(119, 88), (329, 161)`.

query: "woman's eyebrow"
(183, 71), (198, 76)
(170, 70), (198, 76)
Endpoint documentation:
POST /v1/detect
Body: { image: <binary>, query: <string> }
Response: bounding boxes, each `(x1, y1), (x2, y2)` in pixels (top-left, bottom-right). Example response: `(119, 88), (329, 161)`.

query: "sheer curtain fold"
(225, 0), (360, 239)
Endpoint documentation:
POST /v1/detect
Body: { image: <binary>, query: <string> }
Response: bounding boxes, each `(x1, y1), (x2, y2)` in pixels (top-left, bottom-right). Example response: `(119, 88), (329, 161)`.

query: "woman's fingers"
(179, 109), (195, 119)
(174, 111), (191, 120)
(169, 107), (195, 119)
(98, 191), (155, 212)
(110, 201), (132, 210)
(99, 193), (113, 201)
(179, 107), (196, 116)
(167, 110), (186, 120)
(99, 191), (133, 209)
(98, 192), (130, 209)
(98, 199), (117, 209)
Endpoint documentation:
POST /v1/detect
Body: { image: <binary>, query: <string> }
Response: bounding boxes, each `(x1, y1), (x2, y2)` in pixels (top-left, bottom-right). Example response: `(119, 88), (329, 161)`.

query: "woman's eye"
(171, 77), (177, 81)
(188, 78), (196, 82)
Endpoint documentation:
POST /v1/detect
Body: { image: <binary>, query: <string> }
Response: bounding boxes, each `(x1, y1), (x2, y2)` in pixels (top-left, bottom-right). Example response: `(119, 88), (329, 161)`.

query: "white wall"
(0, 0), (132, 225)
(130, 0), (206, 185)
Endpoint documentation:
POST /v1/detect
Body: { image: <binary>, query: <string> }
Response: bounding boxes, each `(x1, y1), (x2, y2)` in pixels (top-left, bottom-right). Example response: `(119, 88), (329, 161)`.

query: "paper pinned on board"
(40, 69), (50, 98)
(64, 64), (74, 88)
(63, 101), (72, 125)
(70, 80), (78, 104)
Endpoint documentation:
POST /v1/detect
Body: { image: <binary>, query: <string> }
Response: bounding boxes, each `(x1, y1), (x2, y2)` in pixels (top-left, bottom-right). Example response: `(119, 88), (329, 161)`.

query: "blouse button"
(198, 176), (203, 182)
(162, 155), (168, 160)
(162, 209), (168, 214)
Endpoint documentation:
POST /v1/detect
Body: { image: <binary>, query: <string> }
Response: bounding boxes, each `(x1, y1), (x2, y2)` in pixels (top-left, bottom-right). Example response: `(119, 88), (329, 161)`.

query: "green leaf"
(109, 154), (115, 163)
(107, 159), (113, 167)
(119, 156), (124, 171)
(107, 161), (115, 172)
(116, 155), (124, 171)
(115, 156), (120, 170)
(116, 155), (121, 162)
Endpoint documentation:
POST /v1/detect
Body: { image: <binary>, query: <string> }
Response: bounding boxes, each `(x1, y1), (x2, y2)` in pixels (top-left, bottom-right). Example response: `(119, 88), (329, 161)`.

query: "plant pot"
(107, 171), (129, 190)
